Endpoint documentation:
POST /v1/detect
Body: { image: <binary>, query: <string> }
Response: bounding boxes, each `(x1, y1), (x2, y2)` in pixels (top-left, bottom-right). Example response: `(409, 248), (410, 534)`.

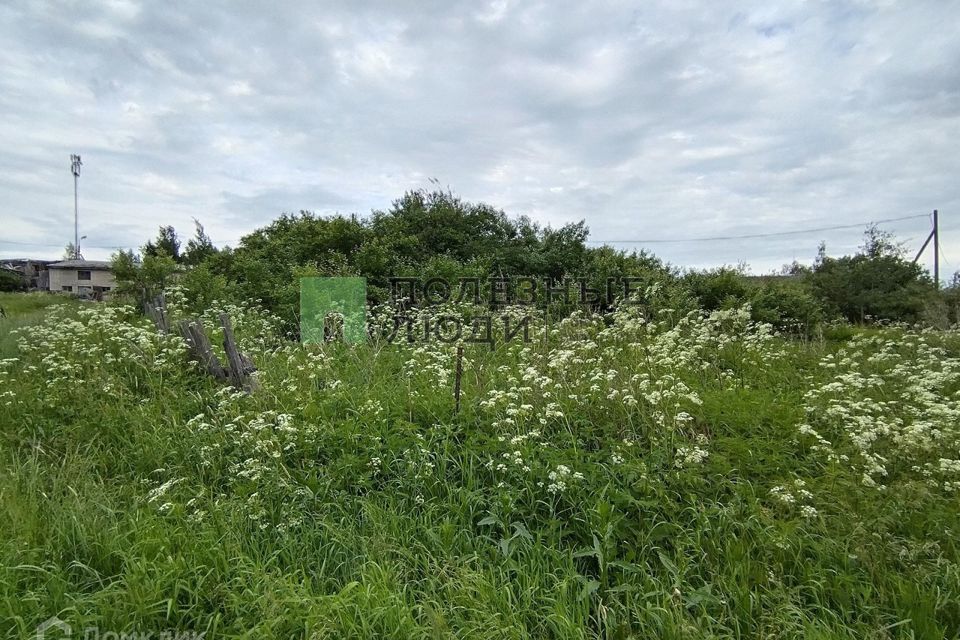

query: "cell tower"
(71, 154), (82, 259)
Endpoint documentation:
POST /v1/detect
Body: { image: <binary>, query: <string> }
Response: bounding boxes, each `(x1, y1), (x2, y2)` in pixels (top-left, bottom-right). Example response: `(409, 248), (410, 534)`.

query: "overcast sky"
(1, 1), (958, 275)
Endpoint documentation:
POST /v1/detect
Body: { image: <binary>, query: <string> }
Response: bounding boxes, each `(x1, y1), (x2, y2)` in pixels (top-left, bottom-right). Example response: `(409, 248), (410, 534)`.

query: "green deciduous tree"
(143, 226), (181, 262)
(809, 227), (935, 323)
(110, 249), (179, 307)
(182, 219), (217, 267)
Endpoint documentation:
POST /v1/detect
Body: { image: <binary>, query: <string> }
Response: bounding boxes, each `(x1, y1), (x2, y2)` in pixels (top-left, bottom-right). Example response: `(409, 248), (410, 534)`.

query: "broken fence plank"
(219, 313), (258, 392)
(178, 319), (229, 381)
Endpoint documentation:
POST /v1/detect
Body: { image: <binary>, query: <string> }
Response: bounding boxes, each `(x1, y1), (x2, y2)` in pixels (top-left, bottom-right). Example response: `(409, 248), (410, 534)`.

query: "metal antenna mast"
(71, 154), (82, 259)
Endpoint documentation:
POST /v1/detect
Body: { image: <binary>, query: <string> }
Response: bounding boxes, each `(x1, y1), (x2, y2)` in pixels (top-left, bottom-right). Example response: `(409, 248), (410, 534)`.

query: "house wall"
(49, 268), (116, 294)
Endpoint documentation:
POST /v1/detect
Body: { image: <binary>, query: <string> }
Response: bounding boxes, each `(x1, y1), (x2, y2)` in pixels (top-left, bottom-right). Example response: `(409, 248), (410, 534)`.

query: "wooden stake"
(454, 344), (464, 414)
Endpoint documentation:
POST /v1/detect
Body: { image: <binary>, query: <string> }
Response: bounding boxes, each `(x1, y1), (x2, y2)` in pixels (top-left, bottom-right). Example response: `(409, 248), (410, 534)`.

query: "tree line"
(105, 188), (960, 335)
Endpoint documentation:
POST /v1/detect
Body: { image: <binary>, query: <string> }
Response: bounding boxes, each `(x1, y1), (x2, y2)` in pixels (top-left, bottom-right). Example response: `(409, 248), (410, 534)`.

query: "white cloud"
(0, 0), (957, 277)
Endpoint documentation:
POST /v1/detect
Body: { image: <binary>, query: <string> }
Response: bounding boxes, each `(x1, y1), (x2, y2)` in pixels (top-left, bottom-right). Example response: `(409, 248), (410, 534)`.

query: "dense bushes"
(747, 279), (824, 335)
(680, 269), (824, 336)
(682, 268), (750, 312)
(808, 227), (938, 324)
(809, 254), (935, 323)
(0, 269), (26, 292)
(941, 275), (960, 326)
(111, 191), (949, 333)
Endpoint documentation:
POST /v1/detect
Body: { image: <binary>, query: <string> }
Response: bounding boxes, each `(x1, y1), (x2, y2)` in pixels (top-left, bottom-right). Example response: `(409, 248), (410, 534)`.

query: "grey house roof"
(48, 259), (112, 270)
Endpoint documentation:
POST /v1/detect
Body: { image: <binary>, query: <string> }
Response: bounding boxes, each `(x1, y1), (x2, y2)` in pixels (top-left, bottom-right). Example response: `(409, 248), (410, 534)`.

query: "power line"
(937, 236), (955, 279)
(1, 237), (236, 250)
(587, 213), (929, 244)
(0, 213), (933, 251)
(0, 239), (132, 249)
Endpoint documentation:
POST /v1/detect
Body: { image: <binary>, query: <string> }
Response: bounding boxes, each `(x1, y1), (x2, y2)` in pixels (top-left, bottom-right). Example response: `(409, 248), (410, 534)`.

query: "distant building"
(0, 258), (53, 290)
(47, 259), (115, 298)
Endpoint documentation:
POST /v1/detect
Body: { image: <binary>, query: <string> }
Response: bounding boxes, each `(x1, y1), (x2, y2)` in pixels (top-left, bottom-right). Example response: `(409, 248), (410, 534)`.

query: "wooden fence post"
(220, 313), (258, 392)
(454, 344), (464, 414)
(143, 295), (256, 392)
(178, 319), (228, 381)
(144, 293), (169, 334)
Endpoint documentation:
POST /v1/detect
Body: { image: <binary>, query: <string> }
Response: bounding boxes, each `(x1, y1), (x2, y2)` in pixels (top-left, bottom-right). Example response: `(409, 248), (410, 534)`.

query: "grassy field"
(1, 290), (959, 638)
(0, 292), (80, 357)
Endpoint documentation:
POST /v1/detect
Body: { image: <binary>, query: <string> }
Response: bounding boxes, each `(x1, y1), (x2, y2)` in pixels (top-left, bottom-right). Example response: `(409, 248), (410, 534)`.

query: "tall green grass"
(0, 292), (79, 357)
(1, 296), (958, 639)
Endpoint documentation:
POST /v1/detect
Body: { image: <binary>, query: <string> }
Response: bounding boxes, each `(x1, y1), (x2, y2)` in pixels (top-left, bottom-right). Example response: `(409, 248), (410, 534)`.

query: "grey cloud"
(220, 186), (356, 222)
(0, 0), (958, 277)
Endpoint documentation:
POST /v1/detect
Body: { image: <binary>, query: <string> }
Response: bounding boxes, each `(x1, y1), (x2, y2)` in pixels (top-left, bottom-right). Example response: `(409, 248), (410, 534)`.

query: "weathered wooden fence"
(145, 294), (257, 392)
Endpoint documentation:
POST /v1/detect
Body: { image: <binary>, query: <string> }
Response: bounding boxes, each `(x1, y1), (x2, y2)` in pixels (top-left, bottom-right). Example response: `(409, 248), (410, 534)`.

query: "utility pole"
(912, 209), (941, 288)
(934, 209), (939, 289)
(71, 154), (82, 260)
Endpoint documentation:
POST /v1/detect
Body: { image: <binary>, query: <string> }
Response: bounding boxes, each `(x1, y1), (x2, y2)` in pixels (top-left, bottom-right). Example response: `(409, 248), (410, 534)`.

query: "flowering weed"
(1, 292), (958, 638)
